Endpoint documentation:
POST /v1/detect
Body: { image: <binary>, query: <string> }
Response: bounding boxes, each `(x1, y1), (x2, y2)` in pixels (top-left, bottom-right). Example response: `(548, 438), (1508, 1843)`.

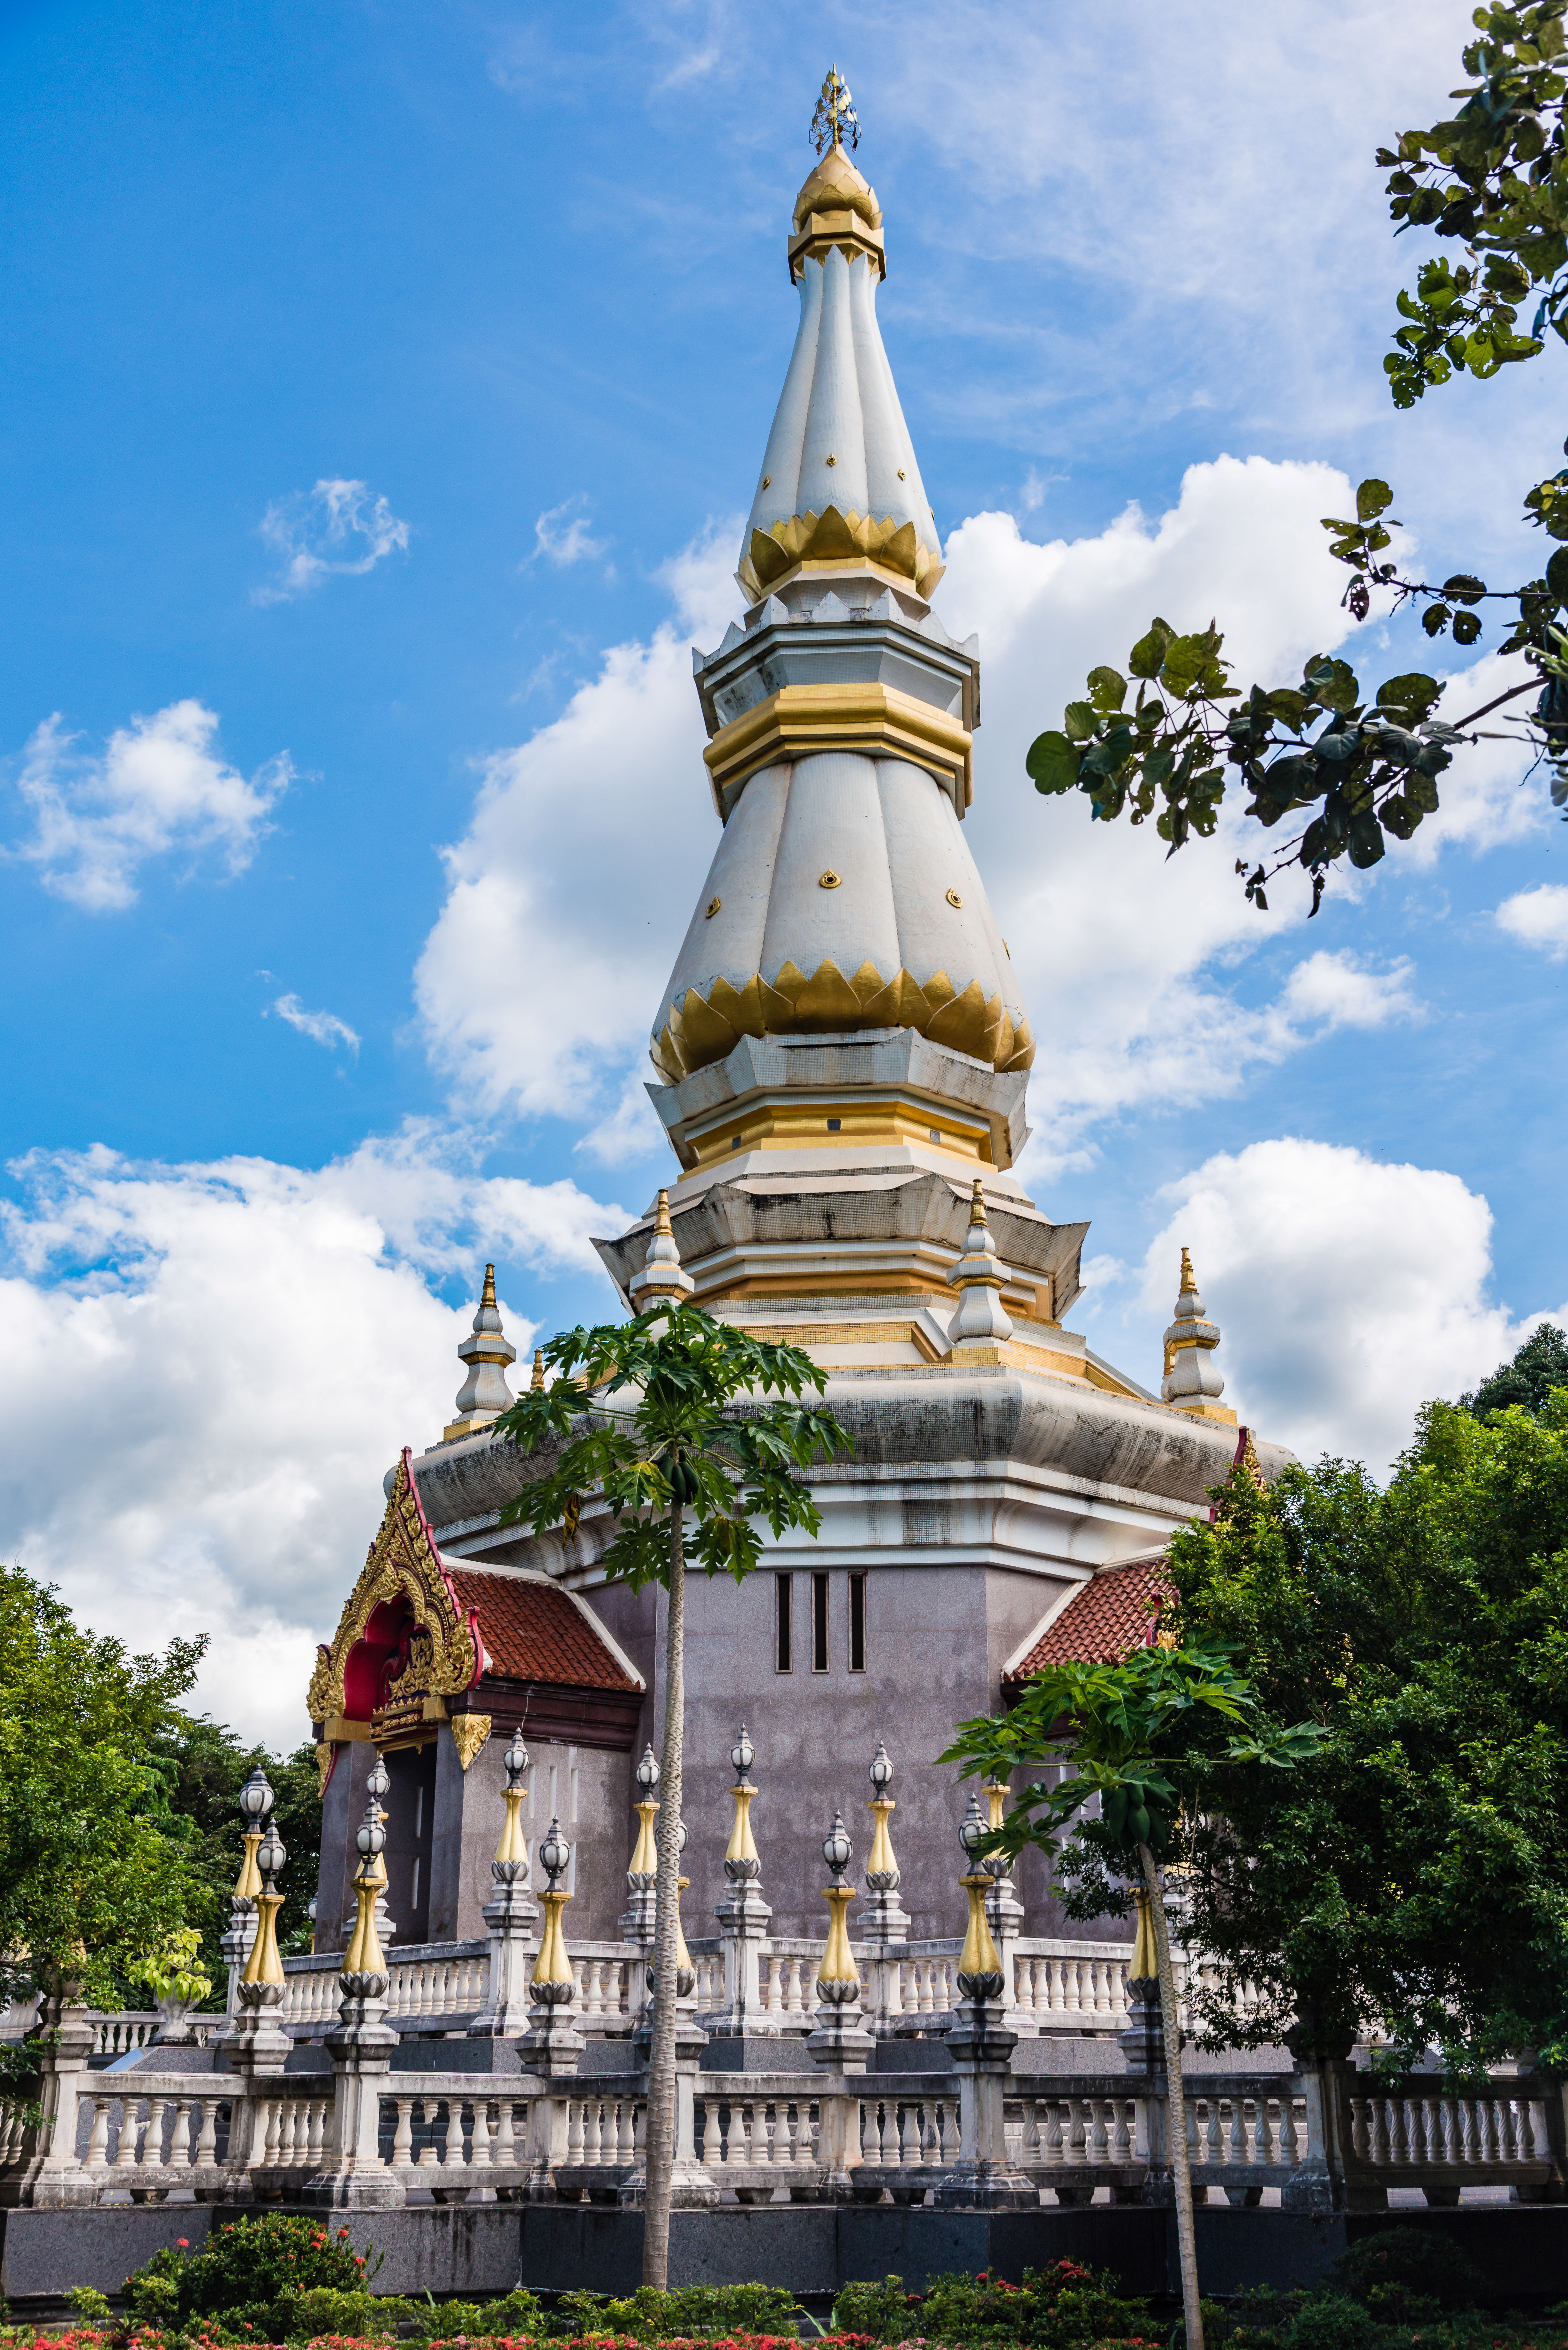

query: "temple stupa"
(307, 72), (1284, 1971)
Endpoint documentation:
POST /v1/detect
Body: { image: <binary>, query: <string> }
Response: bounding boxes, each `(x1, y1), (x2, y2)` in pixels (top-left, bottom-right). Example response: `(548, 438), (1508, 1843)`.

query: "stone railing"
(3, 2042), (1562, 2213)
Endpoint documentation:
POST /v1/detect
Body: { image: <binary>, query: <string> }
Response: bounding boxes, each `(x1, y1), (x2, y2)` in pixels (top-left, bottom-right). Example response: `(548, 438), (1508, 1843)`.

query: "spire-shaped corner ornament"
(444, 1261), (518, 1442)
(628, 1189), (696, 1315)
(810, 63), (858, 154)
(946, 1179), (1015, 1361)
(1161, 1246), (1234, 1423)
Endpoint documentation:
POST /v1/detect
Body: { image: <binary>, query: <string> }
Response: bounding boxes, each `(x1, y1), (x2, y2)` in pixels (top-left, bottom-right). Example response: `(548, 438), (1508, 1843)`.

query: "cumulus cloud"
(0, 1126), (626, 1744)
(1115, 1137), (1568, 1474)
(255, 478), (410, 605)
(1496, 880), (1568, 960)
(414, 518), (739, 1129)
(267, 994), (361, 1054)
(4, 701), (290, 912)
(531, 495), (610, 569)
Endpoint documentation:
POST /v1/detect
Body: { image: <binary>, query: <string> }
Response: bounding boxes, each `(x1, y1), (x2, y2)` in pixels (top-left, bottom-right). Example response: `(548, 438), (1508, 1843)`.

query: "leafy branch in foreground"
(1380, 2), (1567, 408)
(1027, 474), (1568, 910)
(1026, 3), (1568, 908)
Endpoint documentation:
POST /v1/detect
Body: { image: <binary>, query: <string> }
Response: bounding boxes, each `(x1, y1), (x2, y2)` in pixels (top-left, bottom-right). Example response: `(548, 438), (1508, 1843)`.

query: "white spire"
(1161, 1247), (1226, 1415)
(946, 1179), (1014, 1359)
(737, 86), (942, 608)
(628, 1190), (695, 1315)
(443, 1263), (517, 1442)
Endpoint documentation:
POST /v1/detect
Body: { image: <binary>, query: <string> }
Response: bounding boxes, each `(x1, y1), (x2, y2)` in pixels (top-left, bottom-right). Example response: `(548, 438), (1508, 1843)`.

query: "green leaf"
(1026, 730), (1083, 796)
(1128, 618), (1175, 678)
(1451, 609), (1482, 645)
(1356, 478), (1394, 522)
(1303, 656), (1359, 712)
(1087, 665), (1127, 713)
(1375, 672), (1443, 724)
(1347, 807), (1386, 868)
(1161, 628), (1230, 700)
(1546, 546), (1568, 601)
(1062, 700), (1098, 742)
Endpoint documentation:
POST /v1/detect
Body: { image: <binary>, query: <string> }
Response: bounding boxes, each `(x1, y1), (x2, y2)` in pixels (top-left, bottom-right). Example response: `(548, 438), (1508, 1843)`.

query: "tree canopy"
(1460, 1318), (1568, 1416)
(1027, 1), (1568, 910)
(0, 1566), (211, 2012)
(1106, 1400), (1568, 2071)
(150, 1716), (323, 1998)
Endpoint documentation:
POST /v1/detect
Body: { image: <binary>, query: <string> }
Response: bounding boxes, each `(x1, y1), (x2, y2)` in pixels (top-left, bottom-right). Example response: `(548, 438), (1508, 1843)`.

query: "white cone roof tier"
(650, 132), (1032, 1092)
(738, 142), (943, 607)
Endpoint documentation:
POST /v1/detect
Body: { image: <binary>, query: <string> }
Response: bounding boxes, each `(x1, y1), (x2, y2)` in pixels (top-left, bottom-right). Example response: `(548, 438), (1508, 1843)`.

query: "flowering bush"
(835, 2265), (1151, 2350)
(118, 2216), (371, 2344)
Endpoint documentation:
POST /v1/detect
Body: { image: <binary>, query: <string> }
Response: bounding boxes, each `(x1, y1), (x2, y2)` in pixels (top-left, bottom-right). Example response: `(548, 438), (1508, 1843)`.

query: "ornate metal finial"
(969, 1177), (986, 1227)
(531, 1347), (545, 1391)
(1180, 1245), (1196, 1295)
(481, 1261), (496, 1307)
(447, 1259), (517, 1438)
(810, 63), (859, 154)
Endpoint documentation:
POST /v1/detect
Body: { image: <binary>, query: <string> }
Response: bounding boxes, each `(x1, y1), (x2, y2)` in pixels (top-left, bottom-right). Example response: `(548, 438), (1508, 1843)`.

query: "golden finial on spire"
(531, 1347), (544, 1391)
(481, 1261), (496, 1308)
(810, 63), (859, 154)
(655, 1187), (673, 1237)
(969, 1177), (986, 1228)
(1180, 1245), (1196, 1294)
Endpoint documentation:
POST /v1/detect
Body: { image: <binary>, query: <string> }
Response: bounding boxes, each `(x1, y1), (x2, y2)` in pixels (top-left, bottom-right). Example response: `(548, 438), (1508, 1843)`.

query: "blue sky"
(3, 0), (1565, 1739)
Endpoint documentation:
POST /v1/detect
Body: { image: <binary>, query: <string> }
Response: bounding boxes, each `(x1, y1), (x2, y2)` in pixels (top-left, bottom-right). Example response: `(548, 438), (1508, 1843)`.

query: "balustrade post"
(861, 1743), (909, 2039)
(14, 1984), (97, 2208)
(619, 1745), (661, 2024)
(932, 1800), (1033, 2209)
(311, 1769), (405, 2207)
(1279, 2038), (1356, 2214)
(518, 1820), (585, 2084)
(224, 1811), (293, 2109)
(979, 1778), (1030, 2032)
(470, 1732), (539, 2039)
(806, 1812), (875, 2073)
(1117, 1891), (1166, 2074)
(707, 1726), (779, 2055)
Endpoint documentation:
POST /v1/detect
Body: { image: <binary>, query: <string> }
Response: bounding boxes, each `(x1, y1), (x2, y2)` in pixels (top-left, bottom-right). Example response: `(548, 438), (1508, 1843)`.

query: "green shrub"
(1283, 2295), (1378, 2350)
(406, 2289), (545, 2341)
(830, 2279), (912, 2342)
(121, 2214), (372, 2343)
(1329, 2228), (1487, 2315)
(66, 2289), (114, 2327)
(899, 2263), (1152, 2349)
(290, 2288), (398, 2341)
(549, 2284), (801, 2339)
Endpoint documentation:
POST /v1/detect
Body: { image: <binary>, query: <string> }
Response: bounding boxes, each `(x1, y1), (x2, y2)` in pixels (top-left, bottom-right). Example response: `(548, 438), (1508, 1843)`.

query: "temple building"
(308, 75), (1286, 1982)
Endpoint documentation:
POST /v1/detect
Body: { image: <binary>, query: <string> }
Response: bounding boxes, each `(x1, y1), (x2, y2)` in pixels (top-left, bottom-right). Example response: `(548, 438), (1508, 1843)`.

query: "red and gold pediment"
(307, 1448), (488, 1730)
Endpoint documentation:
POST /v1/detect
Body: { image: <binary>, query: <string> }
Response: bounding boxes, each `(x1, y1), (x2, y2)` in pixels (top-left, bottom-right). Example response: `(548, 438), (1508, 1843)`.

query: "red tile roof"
(1003, 1557), (1170, 1686)
(446, 1569), (640, 1694)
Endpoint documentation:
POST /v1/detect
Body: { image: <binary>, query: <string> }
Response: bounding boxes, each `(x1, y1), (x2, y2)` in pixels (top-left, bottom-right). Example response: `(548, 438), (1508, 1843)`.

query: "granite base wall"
(4, 2202), (1565, 2310)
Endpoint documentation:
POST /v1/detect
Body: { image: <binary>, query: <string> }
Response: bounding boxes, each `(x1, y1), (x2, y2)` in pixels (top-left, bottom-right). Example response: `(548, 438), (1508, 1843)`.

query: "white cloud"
(531, 495), (610, 569)
(1119, 1137), (1568, 1474)
(0, 1126), (626, 1744)
(414, 518), (739, 1124)
(267, 993), (361, 1055)
(1270, 949), (1419, 1033)
(255, 478), (410, 605)
(4, 701), (290, 912)
(1496, 881), (1568, 961)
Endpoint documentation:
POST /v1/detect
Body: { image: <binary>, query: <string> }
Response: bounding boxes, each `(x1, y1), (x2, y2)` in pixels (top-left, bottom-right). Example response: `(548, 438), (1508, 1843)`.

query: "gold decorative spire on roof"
(969, 1177), (987, 1229)
(531, 1347), (545, 1391)
(481, 1261), (496, 1308)
(810, 63), (859, 154)
(1179, 1245), (1196, 1296)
